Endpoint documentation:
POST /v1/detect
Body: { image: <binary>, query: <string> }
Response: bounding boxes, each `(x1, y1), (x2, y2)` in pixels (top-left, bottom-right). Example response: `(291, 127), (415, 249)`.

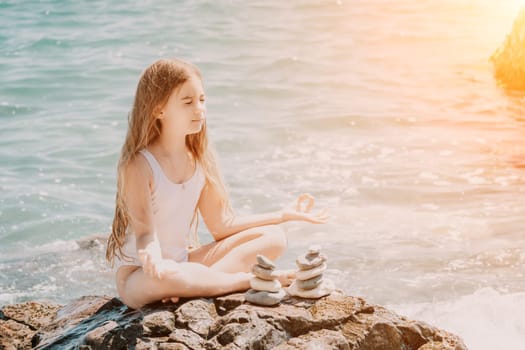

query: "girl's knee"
(115, 266), (140, 308)
(117, 281), (143, 309)
(117, 266), (188, 309)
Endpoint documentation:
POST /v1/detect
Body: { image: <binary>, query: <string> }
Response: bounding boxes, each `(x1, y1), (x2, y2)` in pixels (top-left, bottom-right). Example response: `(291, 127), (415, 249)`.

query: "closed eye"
(184, 98), (205, 105)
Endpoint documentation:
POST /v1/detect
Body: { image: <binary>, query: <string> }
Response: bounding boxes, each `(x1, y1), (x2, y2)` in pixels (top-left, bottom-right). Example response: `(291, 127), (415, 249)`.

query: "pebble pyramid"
(244, 254), (286, 306)
(286, 245), (334, 298)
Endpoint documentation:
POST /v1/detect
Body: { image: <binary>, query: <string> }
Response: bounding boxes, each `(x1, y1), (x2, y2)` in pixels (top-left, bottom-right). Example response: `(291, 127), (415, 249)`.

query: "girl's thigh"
(188, 225), (283, 267)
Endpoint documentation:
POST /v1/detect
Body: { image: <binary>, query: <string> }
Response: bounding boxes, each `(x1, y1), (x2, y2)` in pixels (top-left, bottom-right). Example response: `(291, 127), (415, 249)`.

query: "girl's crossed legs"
(116, 225), (289, 309)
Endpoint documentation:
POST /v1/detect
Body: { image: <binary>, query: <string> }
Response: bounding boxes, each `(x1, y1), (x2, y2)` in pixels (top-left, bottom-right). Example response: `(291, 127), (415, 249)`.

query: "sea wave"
(389, 287), (525, 349)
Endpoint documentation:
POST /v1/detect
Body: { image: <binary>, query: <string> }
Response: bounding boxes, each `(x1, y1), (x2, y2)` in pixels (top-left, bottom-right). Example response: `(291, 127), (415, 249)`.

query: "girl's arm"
(123, 155), (164, 277)
(198, 182), (329, 242)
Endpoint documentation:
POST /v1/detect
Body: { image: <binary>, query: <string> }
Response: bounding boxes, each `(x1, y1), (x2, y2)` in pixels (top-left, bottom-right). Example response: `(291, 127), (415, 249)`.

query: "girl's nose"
(195, 104), (205, 114)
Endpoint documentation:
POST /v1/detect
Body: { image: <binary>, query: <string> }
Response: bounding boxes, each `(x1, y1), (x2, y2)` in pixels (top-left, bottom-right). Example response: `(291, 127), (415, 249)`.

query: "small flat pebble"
(296, 262), (327, 281)
(250, 277), (281, 293)
(256, 254), (276, 270)
(286, 279), (334, 299)
(307, 245), (321, 255)
(245, 289), (286, 306)
(296, 275), (323, 291)
(306, 252), (321, 260)
(296, 254), (326, 270)
(252, 264), (278, 281)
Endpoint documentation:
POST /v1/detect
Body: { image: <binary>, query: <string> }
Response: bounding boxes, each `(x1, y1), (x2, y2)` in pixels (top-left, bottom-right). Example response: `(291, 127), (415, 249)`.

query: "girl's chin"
(187, 125), (203, 134)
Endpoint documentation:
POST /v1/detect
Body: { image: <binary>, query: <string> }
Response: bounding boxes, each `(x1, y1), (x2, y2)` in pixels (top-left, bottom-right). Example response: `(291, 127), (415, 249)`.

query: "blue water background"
(1, 1), (525, 347)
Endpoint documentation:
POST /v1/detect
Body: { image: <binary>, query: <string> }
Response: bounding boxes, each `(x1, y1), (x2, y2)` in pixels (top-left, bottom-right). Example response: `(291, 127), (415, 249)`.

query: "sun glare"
(490, 5), (525, 91)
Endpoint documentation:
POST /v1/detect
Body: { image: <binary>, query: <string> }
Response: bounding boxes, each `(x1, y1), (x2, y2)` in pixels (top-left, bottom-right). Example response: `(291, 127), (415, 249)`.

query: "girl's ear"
(153, 106), (165, 120)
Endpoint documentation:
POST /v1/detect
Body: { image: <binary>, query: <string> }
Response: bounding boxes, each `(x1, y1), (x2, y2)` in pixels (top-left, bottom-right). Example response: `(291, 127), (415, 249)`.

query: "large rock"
(0, 291), (467, 349)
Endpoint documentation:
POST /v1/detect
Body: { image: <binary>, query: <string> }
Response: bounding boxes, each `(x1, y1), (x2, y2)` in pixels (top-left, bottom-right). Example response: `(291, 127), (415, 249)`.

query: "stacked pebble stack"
(286, 245), (334, 298)
(244, 254), (286, 306)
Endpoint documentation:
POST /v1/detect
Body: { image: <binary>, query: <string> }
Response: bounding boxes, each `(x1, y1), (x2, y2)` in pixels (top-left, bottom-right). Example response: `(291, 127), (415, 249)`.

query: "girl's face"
(158, 75), (206, 136)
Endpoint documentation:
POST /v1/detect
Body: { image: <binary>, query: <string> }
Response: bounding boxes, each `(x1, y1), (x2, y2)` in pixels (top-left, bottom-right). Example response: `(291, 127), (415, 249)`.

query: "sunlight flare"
(491, 6), (525, 91)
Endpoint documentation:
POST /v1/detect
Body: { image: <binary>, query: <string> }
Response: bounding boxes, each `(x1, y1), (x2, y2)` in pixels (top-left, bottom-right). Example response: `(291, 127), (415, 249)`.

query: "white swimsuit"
(113, 149), (206, 270)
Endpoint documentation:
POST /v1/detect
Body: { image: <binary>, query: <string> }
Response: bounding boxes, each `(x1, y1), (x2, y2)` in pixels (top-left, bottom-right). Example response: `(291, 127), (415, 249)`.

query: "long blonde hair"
(106, 58), (233, 265)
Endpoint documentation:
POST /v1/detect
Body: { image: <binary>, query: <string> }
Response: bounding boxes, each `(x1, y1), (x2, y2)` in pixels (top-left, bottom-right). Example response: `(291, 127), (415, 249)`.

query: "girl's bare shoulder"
(124, 152), (154, 186)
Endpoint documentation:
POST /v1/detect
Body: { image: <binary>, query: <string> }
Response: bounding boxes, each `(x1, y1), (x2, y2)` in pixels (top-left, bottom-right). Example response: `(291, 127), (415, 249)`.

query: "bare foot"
(275, 269), (296, 287)
(161, 297), (179, 303)
(237, 272), (253, 291)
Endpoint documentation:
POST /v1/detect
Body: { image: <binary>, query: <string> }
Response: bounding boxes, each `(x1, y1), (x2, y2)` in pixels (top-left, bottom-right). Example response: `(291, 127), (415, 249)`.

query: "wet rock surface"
(0, 291), (467, 349)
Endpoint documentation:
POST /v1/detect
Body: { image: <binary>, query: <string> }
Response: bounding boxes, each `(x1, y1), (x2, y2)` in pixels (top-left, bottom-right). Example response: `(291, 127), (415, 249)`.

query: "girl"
(106, 58), (329, 309)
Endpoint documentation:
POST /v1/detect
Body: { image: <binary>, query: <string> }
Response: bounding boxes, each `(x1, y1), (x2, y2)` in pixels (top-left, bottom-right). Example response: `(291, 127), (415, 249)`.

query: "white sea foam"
(389, 288), (525, 349)
(0, 240), (79, 261)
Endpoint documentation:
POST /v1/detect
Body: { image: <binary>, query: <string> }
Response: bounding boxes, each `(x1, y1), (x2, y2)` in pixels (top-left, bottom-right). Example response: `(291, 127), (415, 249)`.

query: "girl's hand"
(138, 249), (179, 280)
(281, 193), (330, 224)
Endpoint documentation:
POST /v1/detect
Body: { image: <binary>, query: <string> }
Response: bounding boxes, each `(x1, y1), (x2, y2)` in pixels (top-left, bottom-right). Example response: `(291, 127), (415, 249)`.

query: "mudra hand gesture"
(281, 193), (330, 224)
(138, 249), (180, 280)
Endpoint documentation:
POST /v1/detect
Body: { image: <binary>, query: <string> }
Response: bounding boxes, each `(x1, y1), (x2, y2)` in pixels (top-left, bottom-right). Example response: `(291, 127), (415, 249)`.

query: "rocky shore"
(0, 290), (466, 349)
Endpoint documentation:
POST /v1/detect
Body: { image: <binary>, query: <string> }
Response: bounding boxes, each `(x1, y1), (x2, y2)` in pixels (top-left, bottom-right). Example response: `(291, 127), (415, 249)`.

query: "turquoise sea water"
(1, 0), (525, 348)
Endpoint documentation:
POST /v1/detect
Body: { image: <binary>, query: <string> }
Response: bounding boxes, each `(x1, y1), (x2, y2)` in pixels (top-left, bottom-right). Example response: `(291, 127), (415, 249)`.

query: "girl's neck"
(154, 133), (189, 159)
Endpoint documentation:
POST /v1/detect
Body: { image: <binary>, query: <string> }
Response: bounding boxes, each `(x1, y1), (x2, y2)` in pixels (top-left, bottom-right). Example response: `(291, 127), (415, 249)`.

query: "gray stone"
(256, 254), (276, 270)
(250, 277), (281, 292)
(252, 264), (278, 280)
(295, 274), (323, 291)
(296, 254), (326, 270)
(245, 289), (286, 306)
(286, 279), (335, 299)
(307, 245), (322, 255)
(296, 262), (327, 281)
